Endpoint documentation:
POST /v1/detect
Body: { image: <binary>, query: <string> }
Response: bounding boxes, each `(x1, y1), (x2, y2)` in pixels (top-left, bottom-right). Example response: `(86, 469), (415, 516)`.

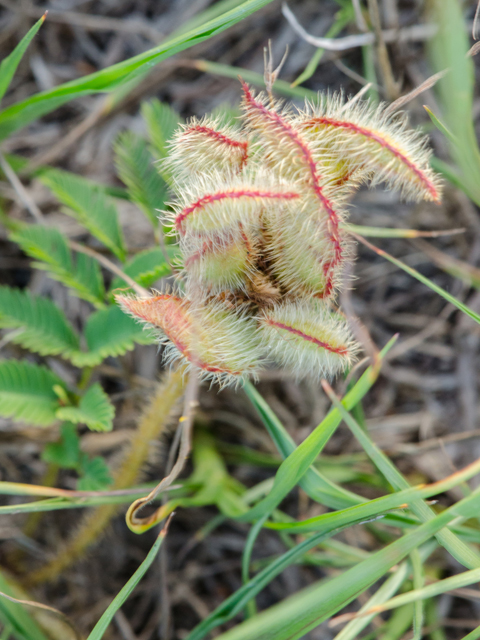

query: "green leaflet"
(142, 98), (182, 161)
(109, 247), (177, 293)
(71, 305), (155, 367)
(0, 285), (80, 358)
(114, 131), (169, 228)
(56, 383), (114, 432)
(41, 169), (126, 261)
(0, 360), (66, 427)
(10, 224), (105, 308)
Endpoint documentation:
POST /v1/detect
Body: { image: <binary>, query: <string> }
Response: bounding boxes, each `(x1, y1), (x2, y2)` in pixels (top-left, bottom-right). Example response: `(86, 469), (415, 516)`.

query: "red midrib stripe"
(175, 189), (299, 234)
(304, 117), (440, 202)
(185, 125), (249, 168)
(242, 82), (343, 297)
(265, 318), (348, 356)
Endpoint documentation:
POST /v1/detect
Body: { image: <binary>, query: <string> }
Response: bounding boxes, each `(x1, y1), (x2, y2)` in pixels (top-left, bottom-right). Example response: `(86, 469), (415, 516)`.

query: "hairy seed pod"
(241, 83), (345, 296)
(264, 194), (350, 299)
(182, 225), (258, 292)
(163, 116), (249, 184)
(297, 94), (442, 203)
(258, 299), (357, 380)
(116, 293), (262, 386)
(165, 168), (301, 236)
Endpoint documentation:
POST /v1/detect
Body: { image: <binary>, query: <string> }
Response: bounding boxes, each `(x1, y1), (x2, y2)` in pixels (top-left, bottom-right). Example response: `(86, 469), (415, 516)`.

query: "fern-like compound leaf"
(0, 286), (80, 358)
(0, 360), (66, 426)
(142, 98), (182, 161)
(109, 247), (176, 294)
(71, 305), (155, 367)
(10, 224), (105, 308)
(41, 169), (127, 261)
(56, 383), (114, 432)
(114, 131), (169, 228)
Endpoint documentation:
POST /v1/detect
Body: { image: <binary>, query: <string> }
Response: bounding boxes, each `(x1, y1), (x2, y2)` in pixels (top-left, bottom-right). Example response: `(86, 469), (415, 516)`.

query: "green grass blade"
(292, 6), (352, 86)
(410, 549), (425, 640)
(0, 0), (276, 141)
(192, 60), (317, 100)
(323, 384), (480, 569)
(243, 381), (362, 509)
(238, 337), (396, 522)
(213, 488), (480, 640)
(356, 235), (480, 328)
(333, 542), (437, 640)
(461, 626), (480, 640)
(0, 14), (46, 105)
(186, 519), (375, 640)
(427, 0), (480, 205)
(87, 520), (171, 640)
(345, 565), (480, 620)
(0, 570), (49, 640)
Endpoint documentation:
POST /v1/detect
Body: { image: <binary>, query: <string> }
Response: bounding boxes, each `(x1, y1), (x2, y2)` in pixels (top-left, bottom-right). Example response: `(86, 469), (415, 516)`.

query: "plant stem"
(24, 367), (186, 586)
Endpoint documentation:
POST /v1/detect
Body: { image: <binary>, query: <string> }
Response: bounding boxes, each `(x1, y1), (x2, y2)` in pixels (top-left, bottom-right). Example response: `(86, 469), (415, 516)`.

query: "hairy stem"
(25, 367), (186, 586)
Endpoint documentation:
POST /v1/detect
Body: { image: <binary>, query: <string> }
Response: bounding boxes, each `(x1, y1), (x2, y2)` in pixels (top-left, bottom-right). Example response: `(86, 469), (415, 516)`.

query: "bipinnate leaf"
(77, 455), (113, 491)
(0, 286), (80, 359)
(0, 360), (66, 426)
(41, 169), (127, 261)
(71, 305), (155, 367)
(142, 98), (182, 161)
(114, 131), (169, 228)
(10, 224), (105, 307)
(109, 247), (176, 293)
(56, 383), (114, 432)
(0, 14), (46, 104)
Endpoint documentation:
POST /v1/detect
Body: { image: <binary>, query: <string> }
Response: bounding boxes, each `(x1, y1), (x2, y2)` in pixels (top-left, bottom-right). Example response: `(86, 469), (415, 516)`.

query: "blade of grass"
(410, 549), (425, 640)
(333, 541), (437, 640)
(86, 516), (172, 640)
(427, 0), (480, 205)
(352, 233), (480, 328)
(185, 516), (383, 640)
(345, 223), (465, 239)
(461, 626), (480, 640)
(0, 14), (46, 105)
(0, 0), (276, 140)
(265, 454), (480, 533)
(191, 60), (316, 99)
(321, 380), (480, 569)
(243, 380), (363, 510)
(292, 5), (353, 86)
(213, 487), (480, 640)
(331, 565), (480, 626)
(238, 337), (396, 522)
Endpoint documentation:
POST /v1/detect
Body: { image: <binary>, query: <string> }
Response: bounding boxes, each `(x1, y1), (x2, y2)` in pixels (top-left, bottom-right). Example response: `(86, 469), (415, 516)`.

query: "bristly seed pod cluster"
(116, 83), (441, 387)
